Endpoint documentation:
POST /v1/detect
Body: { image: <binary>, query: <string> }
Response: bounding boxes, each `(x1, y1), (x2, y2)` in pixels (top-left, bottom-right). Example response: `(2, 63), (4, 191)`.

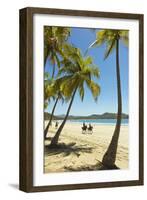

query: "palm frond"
(44, 72), (50, 80)
(54, 52), (61, 68)
(60, 76), (79, 98)
(84, 56), (93, 65)
(78, 83), (85, 101)
(85, 79), (100, 101)
(82, 65), (100, 78)
(104, 38), (116, 60)
(120, 30), (129, 46)
(58, 63), (77, 76)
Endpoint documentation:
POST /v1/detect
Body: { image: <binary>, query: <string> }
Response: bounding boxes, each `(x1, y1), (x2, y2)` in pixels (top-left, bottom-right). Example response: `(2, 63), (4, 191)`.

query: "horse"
(81, 125), (87, 134)
(87, 125), (93, 134)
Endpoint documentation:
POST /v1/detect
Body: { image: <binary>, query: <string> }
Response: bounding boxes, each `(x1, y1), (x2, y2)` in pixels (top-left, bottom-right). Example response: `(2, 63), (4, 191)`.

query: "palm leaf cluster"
(89, 30), (128, 59)
(44, 26), (71, 77)
(57, 45), (100, 101)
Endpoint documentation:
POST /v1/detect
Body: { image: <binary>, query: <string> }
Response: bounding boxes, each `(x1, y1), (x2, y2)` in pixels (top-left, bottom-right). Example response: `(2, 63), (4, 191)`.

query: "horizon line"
(45, 111), (129, 116)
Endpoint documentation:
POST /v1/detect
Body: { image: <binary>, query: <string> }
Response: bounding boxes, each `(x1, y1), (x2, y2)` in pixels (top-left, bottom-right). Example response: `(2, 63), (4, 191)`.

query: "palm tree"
(50, 46), (100, 146)
(44, 26), (70, 78)
(89, 30), (128, 167)
(44, 76), (65, 138)
(44, 93), (64, 139)
(44, 27), (71, 137)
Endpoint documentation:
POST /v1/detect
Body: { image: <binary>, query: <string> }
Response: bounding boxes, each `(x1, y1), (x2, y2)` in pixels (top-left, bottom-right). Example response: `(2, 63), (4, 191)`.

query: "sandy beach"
(44, 121), (129, 173)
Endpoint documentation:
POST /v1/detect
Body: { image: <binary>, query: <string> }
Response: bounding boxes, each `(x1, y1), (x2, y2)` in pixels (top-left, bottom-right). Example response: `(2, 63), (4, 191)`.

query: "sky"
(45, 27), (129, 116)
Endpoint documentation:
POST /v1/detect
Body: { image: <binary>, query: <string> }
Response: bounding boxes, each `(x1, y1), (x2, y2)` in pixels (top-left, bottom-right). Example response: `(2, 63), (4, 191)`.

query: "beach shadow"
(45, 142), (94, 157)
(64, 161), (120, 172)
(44, 137), (52, 141)
(99, 164), (120, 170)
(64, 160), (103, 171)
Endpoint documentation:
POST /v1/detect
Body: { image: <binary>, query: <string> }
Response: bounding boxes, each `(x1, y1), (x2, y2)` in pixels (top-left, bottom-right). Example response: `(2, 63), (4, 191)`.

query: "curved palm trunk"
(52, 62), (55, 78)
(50, 88), (77, 146)
(44, 95), (59, 139)
(102, 38), (122, 167)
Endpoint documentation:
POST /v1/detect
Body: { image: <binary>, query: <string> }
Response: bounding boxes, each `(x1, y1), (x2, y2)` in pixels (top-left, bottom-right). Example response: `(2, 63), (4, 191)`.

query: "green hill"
(44, 112), (129, 120)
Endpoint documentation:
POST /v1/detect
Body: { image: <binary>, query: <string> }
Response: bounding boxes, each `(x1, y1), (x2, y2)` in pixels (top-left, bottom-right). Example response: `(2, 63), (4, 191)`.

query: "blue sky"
(45, 27), (128, 116)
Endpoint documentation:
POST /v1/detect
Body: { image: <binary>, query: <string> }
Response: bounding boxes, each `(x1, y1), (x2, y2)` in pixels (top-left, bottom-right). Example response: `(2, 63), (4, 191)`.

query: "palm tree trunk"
(44, 95), (59, 139)
(102, 38), (122, 167)
(50, 88), (77, 146)
(52, 62), (55, 78)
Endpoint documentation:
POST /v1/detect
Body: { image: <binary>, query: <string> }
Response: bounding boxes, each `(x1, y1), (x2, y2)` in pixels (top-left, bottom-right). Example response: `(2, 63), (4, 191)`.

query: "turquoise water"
(67, 119), (128, 125)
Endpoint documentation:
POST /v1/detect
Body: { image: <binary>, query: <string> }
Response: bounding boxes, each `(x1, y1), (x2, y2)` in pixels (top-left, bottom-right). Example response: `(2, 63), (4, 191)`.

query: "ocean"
(67, 119), (128, 125)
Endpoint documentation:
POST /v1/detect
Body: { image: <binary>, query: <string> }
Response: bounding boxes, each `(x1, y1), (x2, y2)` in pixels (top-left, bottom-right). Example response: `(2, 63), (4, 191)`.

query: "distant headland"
(44, 112), (129, 120)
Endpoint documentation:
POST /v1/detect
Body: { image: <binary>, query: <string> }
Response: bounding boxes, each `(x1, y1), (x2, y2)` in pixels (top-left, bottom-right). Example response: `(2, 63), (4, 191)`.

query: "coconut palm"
(44, 26), (70, 78)
(44, 76), (65, 139)
(89, 29), (128, 167)
(44, 27), (71, 138)
(44, 73), (51, 110)
(50, 46), (100, 146)
(44, 94), (65, 139)
(44, 75), (56, 105)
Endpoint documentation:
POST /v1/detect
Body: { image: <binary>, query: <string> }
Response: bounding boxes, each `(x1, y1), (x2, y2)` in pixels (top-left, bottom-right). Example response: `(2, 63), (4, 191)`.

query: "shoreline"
(45, 119), (129, 126)
(66, 121), (128, 126)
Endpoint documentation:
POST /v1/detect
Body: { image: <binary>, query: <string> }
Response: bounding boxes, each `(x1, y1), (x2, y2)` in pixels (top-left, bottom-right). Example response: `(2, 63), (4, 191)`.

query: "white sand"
(44, 121), (129, 173)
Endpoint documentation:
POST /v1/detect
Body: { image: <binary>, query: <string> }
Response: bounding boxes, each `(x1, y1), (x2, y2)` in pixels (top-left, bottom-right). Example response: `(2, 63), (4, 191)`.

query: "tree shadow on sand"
(44, 137), (52, 141)
(45, 142), (94, 157)
(45, 142), (120, 171)
(64, 161), (120, 171)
